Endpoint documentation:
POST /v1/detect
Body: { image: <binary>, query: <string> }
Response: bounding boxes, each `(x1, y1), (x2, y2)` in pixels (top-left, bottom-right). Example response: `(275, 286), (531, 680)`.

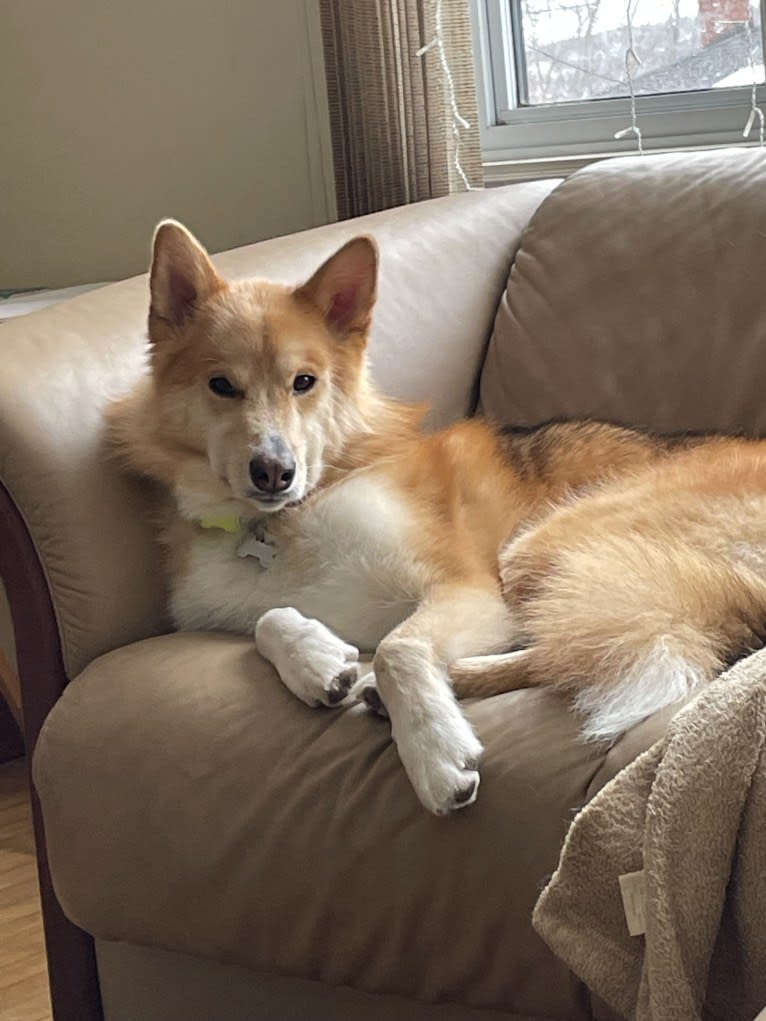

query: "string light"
(718, 15), (765, 146)
(419, 1), (764, 180)
(615, 4), (764, 155)
(417, 0), (476, 190)
(614, 0), (644, 154)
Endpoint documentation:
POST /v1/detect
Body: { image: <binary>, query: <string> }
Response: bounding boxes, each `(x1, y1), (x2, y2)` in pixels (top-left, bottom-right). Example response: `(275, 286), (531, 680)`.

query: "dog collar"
(198, 514), (279, 568)
(199, 514), (241, 534)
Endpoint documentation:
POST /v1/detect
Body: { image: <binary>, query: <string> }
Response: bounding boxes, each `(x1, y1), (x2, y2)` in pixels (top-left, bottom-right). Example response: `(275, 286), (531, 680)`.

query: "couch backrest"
(480, 148), (766, 435)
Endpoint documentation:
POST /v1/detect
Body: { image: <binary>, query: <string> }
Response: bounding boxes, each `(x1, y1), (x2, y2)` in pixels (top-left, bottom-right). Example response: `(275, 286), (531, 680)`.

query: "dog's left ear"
(295, 235), (378, 336)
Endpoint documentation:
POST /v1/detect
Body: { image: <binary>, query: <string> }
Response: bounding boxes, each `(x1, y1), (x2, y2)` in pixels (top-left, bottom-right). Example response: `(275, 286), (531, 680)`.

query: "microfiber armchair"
(3, 147), (766, 1021)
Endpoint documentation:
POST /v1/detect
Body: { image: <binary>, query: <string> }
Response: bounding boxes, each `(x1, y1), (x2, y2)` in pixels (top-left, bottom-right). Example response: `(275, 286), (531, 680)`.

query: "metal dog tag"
(237, 532), (279, 568)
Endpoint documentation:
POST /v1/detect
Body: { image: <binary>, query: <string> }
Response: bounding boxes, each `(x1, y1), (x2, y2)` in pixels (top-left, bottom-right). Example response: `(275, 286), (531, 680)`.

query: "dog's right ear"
(149, 220), (226, 332)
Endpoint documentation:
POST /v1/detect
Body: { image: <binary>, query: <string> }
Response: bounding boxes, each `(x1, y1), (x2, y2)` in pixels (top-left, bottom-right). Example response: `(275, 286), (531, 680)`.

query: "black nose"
(249, 451), (296, 494)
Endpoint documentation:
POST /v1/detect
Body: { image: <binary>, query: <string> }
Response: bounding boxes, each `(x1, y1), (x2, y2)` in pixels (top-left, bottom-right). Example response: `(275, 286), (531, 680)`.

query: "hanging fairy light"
(719, 12), (765, 146)
(613, 2), (765, 155)
(417, 0), (477, 190)
(614, 0), (644, 154)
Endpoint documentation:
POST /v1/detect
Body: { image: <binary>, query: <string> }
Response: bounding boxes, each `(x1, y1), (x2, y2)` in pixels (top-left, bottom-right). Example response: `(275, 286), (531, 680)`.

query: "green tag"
(199, 515), (240, 534)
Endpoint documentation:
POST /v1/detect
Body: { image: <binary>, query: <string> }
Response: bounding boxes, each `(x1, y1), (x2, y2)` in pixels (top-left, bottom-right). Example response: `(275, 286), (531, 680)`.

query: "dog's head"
(145, 220), (378, 515)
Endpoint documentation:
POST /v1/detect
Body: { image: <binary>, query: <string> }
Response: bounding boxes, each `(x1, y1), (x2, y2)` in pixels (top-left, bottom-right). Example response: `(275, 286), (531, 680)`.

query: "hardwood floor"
(0, 650), (22, 731)
(0, 758), (51, 1021)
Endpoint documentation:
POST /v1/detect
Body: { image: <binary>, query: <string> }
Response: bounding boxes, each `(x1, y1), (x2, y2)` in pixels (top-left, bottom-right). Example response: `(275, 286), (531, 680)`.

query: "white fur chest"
(171, 472), (428, 650)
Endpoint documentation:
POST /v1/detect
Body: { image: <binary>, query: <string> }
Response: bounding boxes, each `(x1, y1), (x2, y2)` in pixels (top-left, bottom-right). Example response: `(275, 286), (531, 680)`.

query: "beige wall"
(0, 1), (335, 289)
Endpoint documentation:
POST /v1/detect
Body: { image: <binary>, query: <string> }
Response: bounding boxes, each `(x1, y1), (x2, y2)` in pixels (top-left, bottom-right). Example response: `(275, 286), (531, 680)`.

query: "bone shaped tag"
(237, 530), (279, 568)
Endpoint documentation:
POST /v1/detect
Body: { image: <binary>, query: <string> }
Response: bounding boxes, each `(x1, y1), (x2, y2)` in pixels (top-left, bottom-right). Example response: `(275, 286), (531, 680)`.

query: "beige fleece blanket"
(533, 650), (766, 1021)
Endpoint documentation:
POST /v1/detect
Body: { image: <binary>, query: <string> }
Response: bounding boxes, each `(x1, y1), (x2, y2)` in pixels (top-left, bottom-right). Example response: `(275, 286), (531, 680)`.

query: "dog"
(108, 220), (766, 815)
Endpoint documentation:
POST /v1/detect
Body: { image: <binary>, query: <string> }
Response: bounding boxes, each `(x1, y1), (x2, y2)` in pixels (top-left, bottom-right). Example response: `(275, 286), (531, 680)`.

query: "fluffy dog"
(109, 221), (766, 814)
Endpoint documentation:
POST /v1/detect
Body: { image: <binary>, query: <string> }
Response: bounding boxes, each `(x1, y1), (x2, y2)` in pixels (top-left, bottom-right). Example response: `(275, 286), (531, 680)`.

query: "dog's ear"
(295, 236), (378, 336)
(149, 220), (226, 331)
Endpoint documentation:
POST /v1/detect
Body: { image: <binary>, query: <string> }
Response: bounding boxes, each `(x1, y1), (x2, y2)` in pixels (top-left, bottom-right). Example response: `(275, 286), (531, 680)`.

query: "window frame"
(471, 0), (766, 179)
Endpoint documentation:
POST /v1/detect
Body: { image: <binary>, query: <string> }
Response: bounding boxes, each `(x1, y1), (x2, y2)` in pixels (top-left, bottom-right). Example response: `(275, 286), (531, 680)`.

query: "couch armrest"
(0, 182), (557, 682)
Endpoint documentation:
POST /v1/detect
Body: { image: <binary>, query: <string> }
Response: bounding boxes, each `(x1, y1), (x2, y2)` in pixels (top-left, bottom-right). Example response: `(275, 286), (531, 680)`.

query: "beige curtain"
(320, 0), (484, 219)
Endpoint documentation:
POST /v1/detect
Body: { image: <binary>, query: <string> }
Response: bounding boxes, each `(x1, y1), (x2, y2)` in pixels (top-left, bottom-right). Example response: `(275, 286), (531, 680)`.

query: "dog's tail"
(449, 642), (708, 743)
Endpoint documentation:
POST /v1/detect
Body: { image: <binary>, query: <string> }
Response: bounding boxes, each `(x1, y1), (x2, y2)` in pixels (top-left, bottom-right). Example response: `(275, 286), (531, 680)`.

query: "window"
(472, 0), (766, 178)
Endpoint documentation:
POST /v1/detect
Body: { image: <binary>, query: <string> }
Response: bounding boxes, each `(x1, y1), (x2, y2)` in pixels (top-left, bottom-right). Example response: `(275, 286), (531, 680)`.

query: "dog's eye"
(208, 376), (240, 398)
(293, 374), (316, 394)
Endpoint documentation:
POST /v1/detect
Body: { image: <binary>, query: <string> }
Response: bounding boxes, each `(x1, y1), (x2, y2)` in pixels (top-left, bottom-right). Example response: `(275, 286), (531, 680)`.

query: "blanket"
(533, 650), (766, 1021)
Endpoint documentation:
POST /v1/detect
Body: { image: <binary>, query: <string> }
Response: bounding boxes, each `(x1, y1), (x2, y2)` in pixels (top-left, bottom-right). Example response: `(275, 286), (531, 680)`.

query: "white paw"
(255, 607), (359, 708)
(393, 696), (483, 816)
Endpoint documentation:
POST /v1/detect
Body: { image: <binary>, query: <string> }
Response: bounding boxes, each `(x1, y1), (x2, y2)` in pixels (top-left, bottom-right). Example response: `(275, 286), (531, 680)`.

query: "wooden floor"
(0, 758), (51, 1021)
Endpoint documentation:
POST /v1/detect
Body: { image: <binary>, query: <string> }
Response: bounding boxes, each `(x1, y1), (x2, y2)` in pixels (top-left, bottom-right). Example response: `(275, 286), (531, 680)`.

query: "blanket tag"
(619, 870), (647, 937)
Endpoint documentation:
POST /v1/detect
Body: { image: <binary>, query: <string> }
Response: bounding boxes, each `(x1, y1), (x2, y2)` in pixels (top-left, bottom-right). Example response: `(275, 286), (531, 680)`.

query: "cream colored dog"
(110, 221), (766, 814)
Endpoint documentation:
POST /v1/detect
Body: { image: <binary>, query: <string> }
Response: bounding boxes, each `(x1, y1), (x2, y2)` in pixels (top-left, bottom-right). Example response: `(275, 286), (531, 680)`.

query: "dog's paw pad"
(430, 769), (481, 816)
(452, 775), (479, 807)
(326, 667), (358, 705)
(360, 684), (388, 718)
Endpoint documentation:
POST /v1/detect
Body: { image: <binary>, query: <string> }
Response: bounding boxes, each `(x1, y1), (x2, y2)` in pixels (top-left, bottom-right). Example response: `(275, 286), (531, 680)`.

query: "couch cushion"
(480, 148), (766, 433)
(32, 631), (654, 1018)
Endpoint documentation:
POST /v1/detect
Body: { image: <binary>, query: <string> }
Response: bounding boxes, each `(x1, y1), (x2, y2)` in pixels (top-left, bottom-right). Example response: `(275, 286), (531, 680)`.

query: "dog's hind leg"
(369, 583), (516, 815)
(449, 649), (538, 697)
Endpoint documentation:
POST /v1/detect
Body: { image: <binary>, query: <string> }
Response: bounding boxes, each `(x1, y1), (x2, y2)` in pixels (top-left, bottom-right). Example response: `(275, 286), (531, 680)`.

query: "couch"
(3, 146), (765, 1021)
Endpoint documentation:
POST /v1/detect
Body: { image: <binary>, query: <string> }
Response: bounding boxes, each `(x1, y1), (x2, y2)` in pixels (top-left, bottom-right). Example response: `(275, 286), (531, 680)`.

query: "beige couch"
(3, 147), (765, 1021)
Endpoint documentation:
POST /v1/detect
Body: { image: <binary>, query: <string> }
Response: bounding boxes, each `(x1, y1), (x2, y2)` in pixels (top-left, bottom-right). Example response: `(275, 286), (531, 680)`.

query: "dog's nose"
(249, 452), (296, 494)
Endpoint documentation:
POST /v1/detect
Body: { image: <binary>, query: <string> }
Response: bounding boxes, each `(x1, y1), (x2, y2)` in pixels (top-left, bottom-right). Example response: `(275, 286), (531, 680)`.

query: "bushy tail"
(454, 536), (766, 742)
(572, 640), (705, 741)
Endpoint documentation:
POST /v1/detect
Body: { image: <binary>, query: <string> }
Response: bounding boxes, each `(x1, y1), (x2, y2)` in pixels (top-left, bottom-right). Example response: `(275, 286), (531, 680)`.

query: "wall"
(0, 1), (335, 289)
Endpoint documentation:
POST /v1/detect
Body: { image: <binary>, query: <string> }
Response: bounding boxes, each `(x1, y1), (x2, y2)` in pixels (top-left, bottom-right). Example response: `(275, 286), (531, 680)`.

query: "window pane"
(518, 0), (764, 105)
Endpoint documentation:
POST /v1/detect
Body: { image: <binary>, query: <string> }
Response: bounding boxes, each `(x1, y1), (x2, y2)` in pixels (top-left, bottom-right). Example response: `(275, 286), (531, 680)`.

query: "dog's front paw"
(255, 607), (359, 708)
(394, 699), (483, 815)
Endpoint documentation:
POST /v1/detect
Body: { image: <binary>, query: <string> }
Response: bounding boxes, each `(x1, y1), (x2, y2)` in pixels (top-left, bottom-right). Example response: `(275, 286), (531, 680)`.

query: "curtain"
(319, 0), (484, 219)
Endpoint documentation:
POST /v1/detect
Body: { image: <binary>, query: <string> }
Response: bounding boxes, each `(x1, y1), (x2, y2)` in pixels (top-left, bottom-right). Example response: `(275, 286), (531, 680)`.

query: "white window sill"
(483, 139), (766, 185)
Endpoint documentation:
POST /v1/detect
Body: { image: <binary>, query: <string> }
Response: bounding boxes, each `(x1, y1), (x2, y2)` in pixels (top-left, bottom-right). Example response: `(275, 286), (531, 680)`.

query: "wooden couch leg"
(30, 784), (103, 1021)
